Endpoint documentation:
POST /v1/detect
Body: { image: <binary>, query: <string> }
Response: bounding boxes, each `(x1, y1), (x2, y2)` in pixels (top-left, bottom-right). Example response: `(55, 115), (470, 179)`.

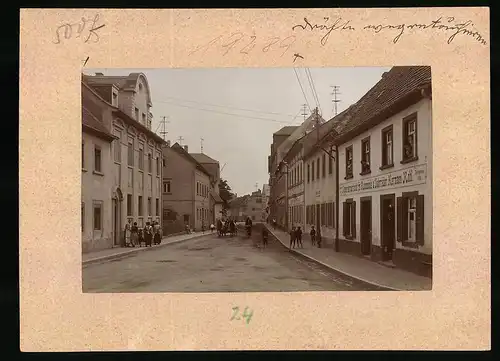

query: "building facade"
(228, 190), (263, 222)
(81, 87), (117, 253)
(83, 72), (165, 248)
(336, 66), (432, 277)
(162, 143), (213, 232)
(283, 138), (305, 231)
(261, 184), (270, 221)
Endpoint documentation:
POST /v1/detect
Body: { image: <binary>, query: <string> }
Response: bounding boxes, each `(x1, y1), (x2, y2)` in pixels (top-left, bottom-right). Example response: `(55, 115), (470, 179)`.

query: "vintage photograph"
(81, 66), (432, 293)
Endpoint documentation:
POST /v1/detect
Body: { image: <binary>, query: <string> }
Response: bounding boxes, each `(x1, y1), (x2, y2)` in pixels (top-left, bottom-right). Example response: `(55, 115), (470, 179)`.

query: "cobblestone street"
(83, 229), (379, 292)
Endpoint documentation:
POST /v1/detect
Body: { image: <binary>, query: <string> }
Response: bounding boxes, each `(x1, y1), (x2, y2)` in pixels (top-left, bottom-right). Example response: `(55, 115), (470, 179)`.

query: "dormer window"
(112, 91), (118, 107)
(139, 83), (143, 91)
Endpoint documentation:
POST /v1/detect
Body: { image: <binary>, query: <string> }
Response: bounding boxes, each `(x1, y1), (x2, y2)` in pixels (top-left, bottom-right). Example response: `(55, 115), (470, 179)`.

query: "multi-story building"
(190, 152), (224, 224)
(261, 184), (270, 221)
(162, 143), (213, 232)
(302, 108), (354, 247)
(228, 190), (263, 222)
(82, 72), (165, 250)
(336, 66), (432, 277)
(81, 82), (117, 253)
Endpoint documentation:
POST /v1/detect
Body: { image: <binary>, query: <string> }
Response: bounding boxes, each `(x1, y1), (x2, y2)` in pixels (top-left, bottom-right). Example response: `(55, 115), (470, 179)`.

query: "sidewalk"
(82, 230), (208, 265)
(267, 226), (432, 291)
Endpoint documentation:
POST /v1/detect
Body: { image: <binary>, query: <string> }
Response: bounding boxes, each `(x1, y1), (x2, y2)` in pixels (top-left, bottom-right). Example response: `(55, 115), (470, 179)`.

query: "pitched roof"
(336, 66), (431, 139)
(83, 73), (142, 92)
(228, 195), (249, 208)
(82, 106), (116, 141)
(190, 153), (219, 164)
(210, 190), (224, 203)
(274, 125), (299, 136)
(170, 143), (211, 177)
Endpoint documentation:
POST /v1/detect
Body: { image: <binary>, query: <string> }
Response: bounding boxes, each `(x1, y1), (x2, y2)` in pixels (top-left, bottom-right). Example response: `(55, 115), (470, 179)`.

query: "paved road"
(83, 229), (377, 292)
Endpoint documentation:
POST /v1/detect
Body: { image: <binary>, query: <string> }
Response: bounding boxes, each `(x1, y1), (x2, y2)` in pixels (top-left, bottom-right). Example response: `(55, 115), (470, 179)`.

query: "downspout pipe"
(335, 144), (340, 252)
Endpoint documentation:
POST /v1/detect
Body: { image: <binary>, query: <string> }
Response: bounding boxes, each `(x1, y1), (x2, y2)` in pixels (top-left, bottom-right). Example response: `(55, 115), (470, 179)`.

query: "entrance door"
(315, 204), (321, 235)
(360, 198), (372, 255)
(112, 198), (118, 246)
(380, 194), (395, 261)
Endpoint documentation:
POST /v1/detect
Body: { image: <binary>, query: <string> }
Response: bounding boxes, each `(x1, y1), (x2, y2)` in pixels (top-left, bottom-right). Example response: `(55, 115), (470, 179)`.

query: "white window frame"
(407, 196), (417, 242)
(386, 131), (393, 165)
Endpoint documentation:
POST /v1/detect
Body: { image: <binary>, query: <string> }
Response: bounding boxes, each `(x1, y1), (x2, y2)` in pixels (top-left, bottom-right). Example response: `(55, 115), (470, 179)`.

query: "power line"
(155, 100), (298, 125)
(155, 97), (298, 118)
(305, 68), (323, 116)
(293, 67), (312, 112)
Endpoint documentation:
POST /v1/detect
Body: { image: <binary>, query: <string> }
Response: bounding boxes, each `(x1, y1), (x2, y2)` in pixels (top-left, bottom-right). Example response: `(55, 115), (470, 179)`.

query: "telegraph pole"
(200, 137), (204, 153)
(177, 136), (184, 145)
(314, 107), (321, 142)
(301, 104), (308, 122)
(159, 116), (170, 141)
(330, 85), (341, 116)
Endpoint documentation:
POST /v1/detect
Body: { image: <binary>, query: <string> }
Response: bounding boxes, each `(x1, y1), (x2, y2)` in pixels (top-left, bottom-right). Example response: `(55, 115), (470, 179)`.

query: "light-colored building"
(228, 190), (263, 222)
(336, 66), (432, 277)
(190, 152), (224, 224)
(83, 72), (165, 247)
(81, 87), (117, 253)
(302, 108), (354, 247)
(162, 143), (213, 232)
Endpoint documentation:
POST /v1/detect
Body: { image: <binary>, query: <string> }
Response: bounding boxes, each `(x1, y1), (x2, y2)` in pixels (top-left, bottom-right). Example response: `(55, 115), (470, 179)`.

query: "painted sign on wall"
(340, 163), (427, 196)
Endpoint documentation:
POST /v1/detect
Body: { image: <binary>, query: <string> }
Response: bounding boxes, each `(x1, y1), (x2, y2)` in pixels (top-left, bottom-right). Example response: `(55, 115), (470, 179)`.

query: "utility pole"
(255, 182), (259, 192)
(200, 137), (204, 153)
(314, 107), (321, 142)
(159, 116), (170, 141)
(177, 136), (184, 145)
(301, 103), (308, 122)
(330, 85), (341, 117)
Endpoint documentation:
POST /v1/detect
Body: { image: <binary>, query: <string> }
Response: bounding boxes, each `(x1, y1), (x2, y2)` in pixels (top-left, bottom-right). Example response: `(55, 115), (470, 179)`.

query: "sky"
(84, 67), (390, 196)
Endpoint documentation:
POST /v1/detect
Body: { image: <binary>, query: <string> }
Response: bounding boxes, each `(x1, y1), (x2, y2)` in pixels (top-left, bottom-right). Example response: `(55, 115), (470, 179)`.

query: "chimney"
(95, 72), (104, 76)
(166, 140), (171, 147)
(183, 145), (188, 152)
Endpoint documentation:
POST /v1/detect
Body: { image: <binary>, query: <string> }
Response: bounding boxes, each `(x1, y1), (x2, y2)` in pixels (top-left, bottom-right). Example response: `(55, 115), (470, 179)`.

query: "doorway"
(360, 197), (372, 256)
(380, 194), (395, 261)
(315, 204), (321, 236)
(112, 198), (119, 246)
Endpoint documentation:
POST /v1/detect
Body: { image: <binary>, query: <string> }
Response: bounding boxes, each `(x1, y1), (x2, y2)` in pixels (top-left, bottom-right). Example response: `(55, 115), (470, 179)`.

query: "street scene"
(82, 67), (432, 292)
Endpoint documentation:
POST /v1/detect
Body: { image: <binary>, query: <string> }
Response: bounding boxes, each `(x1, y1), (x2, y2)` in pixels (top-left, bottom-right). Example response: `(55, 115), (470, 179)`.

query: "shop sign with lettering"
(340, 163), (427, 196)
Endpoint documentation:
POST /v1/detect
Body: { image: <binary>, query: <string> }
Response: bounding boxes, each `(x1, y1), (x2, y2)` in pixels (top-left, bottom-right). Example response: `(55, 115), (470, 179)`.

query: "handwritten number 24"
(231, 306), (253, 324)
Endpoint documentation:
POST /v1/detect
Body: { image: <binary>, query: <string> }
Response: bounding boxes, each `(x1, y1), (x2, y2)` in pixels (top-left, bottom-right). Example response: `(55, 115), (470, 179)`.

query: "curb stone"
(82, 232), (207, 266)
(265, 225), (400, 291)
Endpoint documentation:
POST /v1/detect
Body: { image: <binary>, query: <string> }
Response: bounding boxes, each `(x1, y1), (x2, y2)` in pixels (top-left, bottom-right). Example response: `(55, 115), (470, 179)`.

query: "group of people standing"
(289, 224), (321, 249)
(124, 219), (162, 248)
(216, 218), (237, 237)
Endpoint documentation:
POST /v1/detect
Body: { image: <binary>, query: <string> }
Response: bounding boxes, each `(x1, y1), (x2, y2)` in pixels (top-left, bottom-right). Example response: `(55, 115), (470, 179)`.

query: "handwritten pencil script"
(53, 14), (105, 44)
(292, 17), (355, 46)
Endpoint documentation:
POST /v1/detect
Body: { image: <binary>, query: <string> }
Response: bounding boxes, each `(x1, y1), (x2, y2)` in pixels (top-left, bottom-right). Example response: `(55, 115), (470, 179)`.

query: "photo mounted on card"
(20, 8), (490, 351)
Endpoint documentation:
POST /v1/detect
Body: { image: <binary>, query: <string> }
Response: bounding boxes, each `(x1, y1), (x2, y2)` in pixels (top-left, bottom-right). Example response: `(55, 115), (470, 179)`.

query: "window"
(148, 197), (152, 216)
(299, 163), (302, 182)
(361, 137), (371, 174)
(156, 155), (160, 176)
(345, 146), (353, 179)
(94, 146), (102, 172)
(112, 92), (118, 106)
(403, 114), (418, 162)
(135, 107), (139, 120)
(197, 182), (199, 195)
(148, 174), (152, 192)
(81, 202), (85, 231)
(138, 196), (143, 216)
(127, 194), (132, 216)
(142, 113), (146, 125)
(163, 180), (171, 193)
(343, 200), (356, 238)
(138, 144), (144, 170)
(397, 193), (424, 245)
(381, 126), (393, 167)
(156, 178), (160, 194)
(113, 130), (121, 163)
(322, 154), (326, 177)
(148, 152), (152, 173)
(328, 154), (333, 174)
(311, 162), (315, 181)
(127, 168), (133, 188)
(139, 172), (144, 189)
(307, 164), (310, 183)
(155, 198), (159, 216)
(93, 201), (102, 231)
(82, 142), (85, 169)
(316, 157), (320, 178)
(128, 138), (134, 166)
(321, 203), (326, 226)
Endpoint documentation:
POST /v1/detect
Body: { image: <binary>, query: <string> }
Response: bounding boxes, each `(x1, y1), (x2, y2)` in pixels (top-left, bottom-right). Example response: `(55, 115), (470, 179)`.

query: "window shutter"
(351, 201), (356, 238)
(416, 195), (425, 246)
(397, 196), (403, 243)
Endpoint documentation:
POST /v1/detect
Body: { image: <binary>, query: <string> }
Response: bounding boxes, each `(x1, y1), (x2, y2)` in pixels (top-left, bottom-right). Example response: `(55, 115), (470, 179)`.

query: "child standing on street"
(310, 225), (316, 246)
